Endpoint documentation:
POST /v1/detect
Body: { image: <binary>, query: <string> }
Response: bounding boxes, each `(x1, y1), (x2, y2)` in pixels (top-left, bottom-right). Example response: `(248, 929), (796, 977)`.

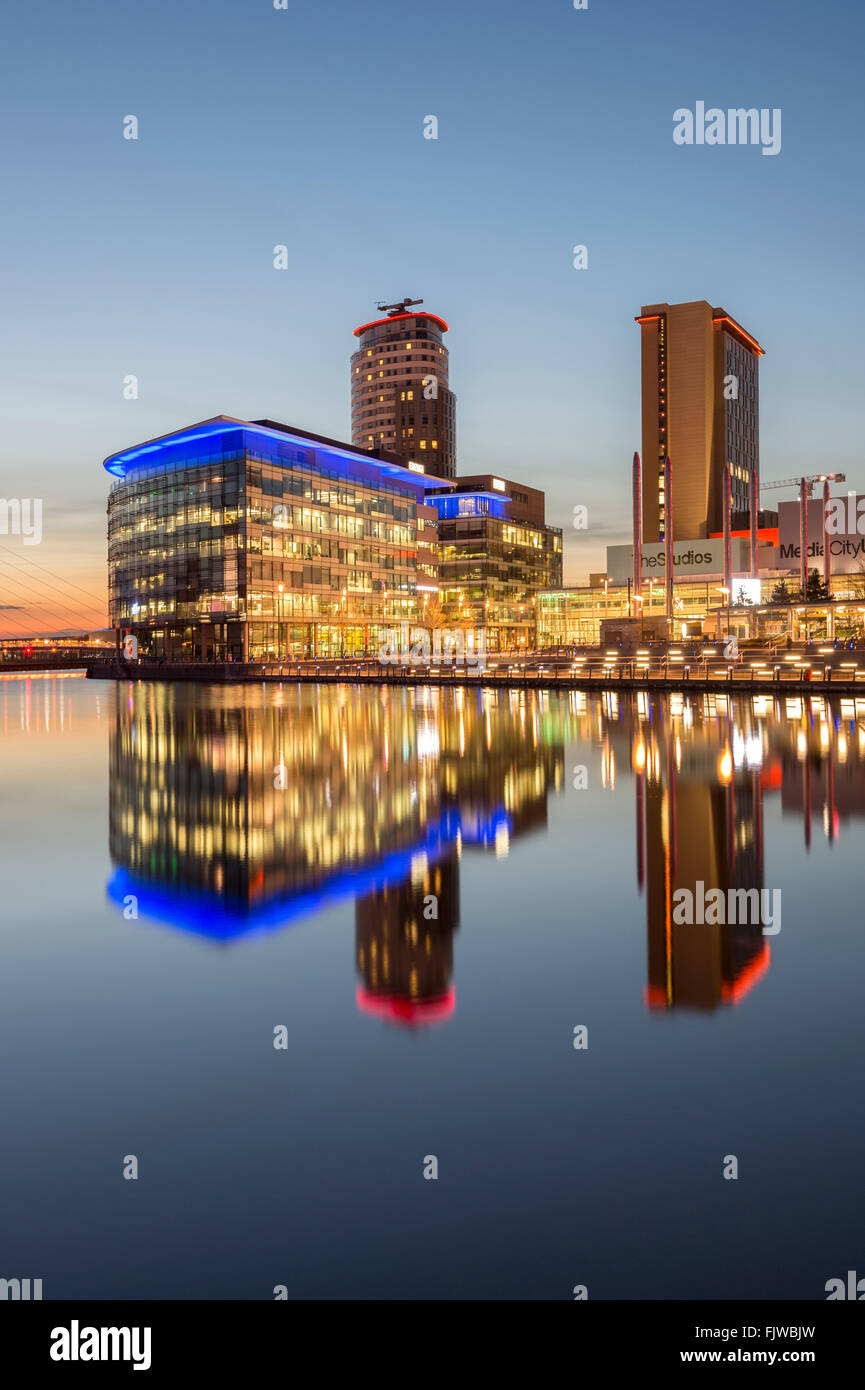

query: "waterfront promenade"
(87, 644), (865, 693)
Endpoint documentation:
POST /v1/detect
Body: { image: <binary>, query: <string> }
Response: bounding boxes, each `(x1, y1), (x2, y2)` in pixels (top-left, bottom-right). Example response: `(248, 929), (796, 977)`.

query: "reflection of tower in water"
(107, 685), (568, 1026)
(354, 693), (566, 1027)
(641, 730), (769, 1011)
(355, 850), (459, 1027)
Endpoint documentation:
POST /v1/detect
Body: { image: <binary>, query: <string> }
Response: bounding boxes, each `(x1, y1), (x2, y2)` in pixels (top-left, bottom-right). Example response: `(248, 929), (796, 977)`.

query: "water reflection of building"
(108, 684), (443, 929)
(621, 690), (865, 1010)
(437, 688), (565, 851)
(777, 701), (865, 846)
(619, 694), (772, 1011)
(107, 684), (567, 1025)
(544, 687), (773, 1012)
(642, 767), (769, 1011)
(353, 700), (566, 1027)
(107, 679), (864, 1024)
(356, 851), (459, 1027)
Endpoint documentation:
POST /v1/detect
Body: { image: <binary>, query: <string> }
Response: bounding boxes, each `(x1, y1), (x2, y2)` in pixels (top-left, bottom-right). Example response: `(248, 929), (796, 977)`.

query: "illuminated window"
(407, 390), (414, 400)
(419, 440), (427, 449)
(431, 440), (438, 449)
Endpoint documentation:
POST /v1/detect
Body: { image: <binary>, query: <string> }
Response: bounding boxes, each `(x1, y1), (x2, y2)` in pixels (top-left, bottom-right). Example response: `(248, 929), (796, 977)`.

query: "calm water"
(1, 673), (863, 1300)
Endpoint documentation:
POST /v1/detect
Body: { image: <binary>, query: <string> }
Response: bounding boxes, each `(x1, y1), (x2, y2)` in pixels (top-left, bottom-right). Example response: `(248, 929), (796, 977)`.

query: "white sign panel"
(777, 495), (865, 573)
(606, 540), (749, 586)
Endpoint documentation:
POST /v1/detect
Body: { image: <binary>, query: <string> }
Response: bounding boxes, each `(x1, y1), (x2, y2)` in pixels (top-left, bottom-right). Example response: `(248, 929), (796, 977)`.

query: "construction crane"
(375, 297), (423, 317)
(760, 472), (845, 500)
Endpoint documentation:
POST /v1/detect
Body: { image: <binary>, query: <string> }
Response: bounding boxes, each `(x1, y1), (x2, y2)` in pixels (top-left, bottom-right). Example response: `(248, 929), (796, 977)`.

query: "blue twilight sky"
(1, 0), (863, 632)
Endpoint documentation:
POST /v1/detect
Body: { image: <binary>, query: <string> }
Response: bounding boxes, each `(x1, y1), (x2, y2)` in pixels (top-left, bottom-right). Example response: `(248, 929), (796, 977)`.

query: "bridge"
(1, 642), (114, 673)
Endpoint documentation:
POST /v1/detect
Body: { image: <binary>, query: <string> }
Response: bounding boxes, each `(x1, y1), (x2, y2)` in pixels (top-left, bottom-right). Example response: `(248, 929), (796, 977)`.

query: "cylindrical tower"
(799, 477), (808, 597)
(632, 451), (642, 612)
(822, 479), (831, 597)
(723, 464), (733, 599)
(350, 304), (456, 479)
(749, 468), (759, 579)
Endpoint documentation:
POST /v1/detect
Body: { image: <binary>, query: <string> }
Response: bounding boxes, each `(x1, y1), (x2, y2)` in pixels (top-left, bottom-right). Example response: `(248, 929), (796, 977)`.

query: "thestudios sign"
(606, 539), (749, 586)
(778, 495), (865, 573)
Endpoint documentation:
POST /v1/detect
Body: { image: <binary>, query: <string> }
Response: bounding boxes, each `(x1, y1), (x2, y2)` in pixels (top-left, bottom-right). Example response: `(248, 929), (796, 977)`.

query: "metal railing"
(86, 647), (865, 689)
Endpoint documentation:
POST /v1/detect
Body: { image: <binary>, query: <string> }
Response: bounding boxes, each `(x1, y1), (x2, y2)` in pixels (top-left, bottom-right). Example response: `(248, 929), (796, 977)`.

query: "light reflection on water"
(0, 675), (863, 1298)
(97, 679), (865, 1016)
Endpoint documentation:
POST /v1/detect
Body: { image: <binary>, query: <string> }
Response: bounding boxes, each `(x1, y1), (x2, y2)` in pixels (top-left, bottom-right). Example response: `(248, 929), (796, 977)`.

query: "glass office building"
(105, 416), (426, 660)
(426, 476), (563, 649)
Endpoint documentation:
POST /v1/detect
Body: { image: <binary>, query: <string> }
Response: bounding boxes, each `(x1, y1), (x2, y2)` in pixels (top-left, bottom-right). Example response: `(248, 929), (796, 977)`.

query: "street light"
(717, 585), (731, 642)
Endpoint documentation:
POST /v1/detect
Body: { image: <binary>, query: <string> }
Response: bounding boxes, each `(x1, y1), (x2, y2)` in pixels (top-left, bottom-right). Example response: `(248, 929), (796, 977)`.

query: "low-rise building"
(425, 475), (562, 649)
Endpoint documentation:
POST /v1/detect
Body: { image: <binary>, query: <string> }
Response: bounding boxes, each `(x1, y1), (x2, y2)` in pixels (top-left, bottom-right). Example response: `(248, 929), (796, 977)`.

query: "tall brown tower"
(351, 300), (456, 479)
(635, 300), (763, 541)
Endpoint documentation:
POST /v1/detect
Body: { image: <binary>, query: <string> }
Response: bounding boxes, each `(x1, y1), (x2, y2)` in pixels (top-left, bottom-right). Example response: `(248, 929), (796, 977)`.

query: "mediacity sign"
(777, 495), (865, 572)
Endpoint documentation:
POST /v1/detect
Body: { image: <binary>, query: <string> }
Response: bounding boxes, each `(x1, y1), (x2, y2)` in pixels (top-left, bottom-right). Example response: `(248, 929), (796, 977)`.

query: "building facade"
(106, 416), (426, 661)
(636, 301), (763, 541)
(537, 574), (779, 647)
(350, 306), (456, 479)
(426, 475), (563, 649)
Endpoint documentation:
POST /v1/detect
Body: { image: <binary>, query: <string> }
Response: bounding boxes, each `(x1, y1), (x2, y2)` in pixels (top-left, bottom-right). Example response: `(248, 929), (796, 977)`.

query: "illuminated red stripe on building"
(709, 528), (778, 544)
(721, 942), (771, 1005)
(353, 313), (449, 337)
(712, 315), (765, 357)
(356, 985), (456, 1026)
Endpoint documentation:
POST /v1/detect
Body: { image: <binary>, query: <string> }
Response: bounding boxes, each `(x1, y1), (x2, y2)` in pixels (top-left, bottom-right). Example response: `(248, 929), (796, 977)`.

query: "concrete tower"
(350, 299), (456, 480)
